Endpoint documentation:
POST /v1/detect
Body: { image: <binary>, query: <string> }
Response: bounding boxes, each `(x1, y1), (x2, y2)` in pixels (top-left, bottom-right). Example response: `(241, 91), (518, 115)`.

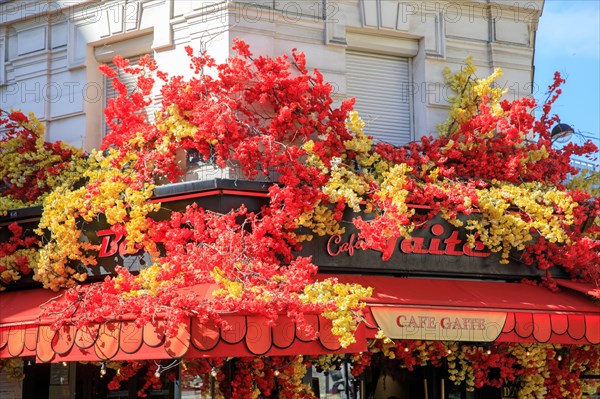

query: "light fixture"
(551, 123), (574, 143)
(154, 365), (162, 379)
(100, 362), (107, 376)
(484, 343), (493, 355)
(274, 370), (280, 377)
(556, 347), (569, 362)
(62, 361), (68, 367)
(210, 367), (218, 377)
(404, 347), (410, 352)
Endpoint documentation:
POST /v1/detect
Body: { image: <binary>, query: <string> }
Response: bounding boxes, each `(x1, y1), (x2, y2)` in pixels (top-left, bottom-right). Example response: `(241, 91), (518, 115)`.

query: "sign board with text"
(371, 307), (507, 342)
(299, 212), (549, 279)
(1, 180), (556, 290)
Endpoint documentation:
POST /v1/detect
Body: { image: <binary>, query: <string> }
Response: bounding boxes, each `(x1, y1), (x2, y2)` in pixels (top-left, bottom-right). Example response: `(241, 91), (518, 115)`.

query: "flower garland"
(1, 42), (596, 291)
(0, 41), (599, 399)
(349, 339), (600, 399)
(99, 342), (599, 399)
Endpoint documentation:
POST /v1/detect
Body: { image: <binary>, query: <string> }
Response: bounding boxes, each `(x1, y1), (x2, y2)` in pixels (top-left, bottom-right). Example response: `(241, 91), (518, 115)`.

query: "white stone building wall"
(1, 0), (544, 151)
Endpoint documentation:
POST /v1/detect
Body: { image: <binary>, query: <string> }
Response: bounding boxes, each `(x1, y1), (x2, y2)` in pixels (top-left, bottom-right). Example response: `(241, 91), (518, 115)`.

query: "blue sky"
(534, 0), (600, 156)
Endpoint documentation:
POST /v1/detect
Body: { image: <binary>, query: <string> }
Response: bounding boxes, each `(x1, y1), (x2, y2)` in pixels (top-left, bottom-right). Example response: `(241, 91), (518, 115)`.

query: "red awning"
(555, 279), (600, 299)
(0, 286), (367, 363)
(2, 276), (598, 362)
(331, 275), (600, 345)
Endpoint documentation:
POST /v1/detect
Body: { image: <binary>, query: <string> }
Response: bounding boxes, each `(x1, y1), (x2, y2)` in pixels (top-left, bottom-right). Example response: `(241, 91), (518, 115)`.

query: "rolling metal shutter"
(346, 51), (412, 146)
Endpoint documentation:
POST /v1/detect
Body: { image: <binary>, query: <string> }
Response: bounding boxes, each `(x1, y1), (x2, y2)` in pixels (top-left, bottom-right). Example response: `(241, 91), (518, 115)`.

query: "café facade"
(1, 179), (599, 399)
(2, 0), (598, 397)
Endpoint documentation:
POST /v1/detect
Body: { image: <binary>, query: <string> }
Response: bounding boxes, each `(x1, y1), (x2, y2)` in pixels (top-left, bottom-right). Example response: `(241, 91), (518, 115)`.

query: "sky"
(534, 0), (600, 164)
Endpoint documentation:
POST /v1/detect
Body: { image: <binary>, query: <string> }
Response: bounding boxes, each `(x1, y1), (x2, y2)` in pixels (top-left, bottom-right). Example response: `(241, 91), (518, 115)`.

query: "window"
(346, 51), (412, 146)
(93, 34), (155, 137)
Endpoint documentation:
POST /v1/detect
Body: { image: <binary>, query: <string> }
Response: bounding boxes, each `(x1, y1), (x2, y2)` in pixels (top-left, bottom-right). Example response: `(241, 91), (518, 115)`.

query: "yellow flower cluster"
(322, 158), (371, 212)
(312, 354), (347, 371)
(468, 182), (576, 262)
(0, 198), (28, 216)
(366, 338), (599, 398)
(302, 140), (328, 174)
(295, 204), (345, 239)
(115, 263), (169, 298)
(344, 112), (383, 172)
(0, 112), (87, 214)
(304, 112), (388, 215)
(377, 164), (416, 232)
(301, 112), (420, 240)
(35, 149), (159, 290)
(446, 343), (476, 390)
(523, 144), (550, 166)
(573, 345), (600, 396)
(300, 280), (372, 348)
(275, 357), (313, 397)
(437, 57), (507, 136)
(154, 104), (200, 151)
(211, 266), (244, 300)
(568, 168), (600, 197)
(301, 116), (379, 236)
(370, 331), (396, 359)
(508, 344), (548, 399)
(0, 358), (25, 381)
(0, 248), (38, 288)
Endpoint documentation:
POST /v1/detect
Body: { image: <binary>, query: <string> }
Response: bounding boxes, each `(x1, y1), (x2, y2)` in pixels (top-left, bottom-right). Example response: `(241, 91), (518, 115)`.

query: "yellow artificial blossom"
(294, 203), (345, 239)
(0, 197), (28, 216)
(114, 263), (169, 298)
(437, 56), (507, 136)
(322, 157), (371, 212)
(154, 104), (200, 149)
(467, 182), (576, 262)
(211, 266), (244, 300)
(567, 168), (600, 197)
(376, 163), (416, 233)
(0, 358), (25, 381)
(312, 354), (348, 372)
(344, 111), (382, 171)
(274, 357), (314, 397)
(35, 148), (159, 290)
(0, 112), (87, 214)
(300, 279), (372, 348)
(0, 248), (38, 287)
(508, 344), (548, 399)
(302, 140), (328, 174)
(365, 338), (599, 398)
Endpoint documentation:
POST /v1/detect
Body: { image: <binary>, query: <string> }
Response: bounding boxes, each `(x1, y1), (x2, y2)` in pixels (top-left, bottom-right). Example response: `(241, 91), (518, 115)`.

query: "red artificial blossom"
(40, 39), (361, 339)
(0, 223), (38, 287)
(1, 40), (599, 397)
(370, 73), (599, 283)
(353, 340), (600, 398)
(0, 110), (85, 204)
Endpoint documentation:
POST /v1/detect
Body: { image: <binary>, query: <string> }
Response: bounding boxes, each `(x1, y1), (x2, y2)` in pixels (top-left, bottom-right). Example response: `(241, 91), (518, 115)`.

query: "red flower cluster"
(0, 223), (38, 287)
